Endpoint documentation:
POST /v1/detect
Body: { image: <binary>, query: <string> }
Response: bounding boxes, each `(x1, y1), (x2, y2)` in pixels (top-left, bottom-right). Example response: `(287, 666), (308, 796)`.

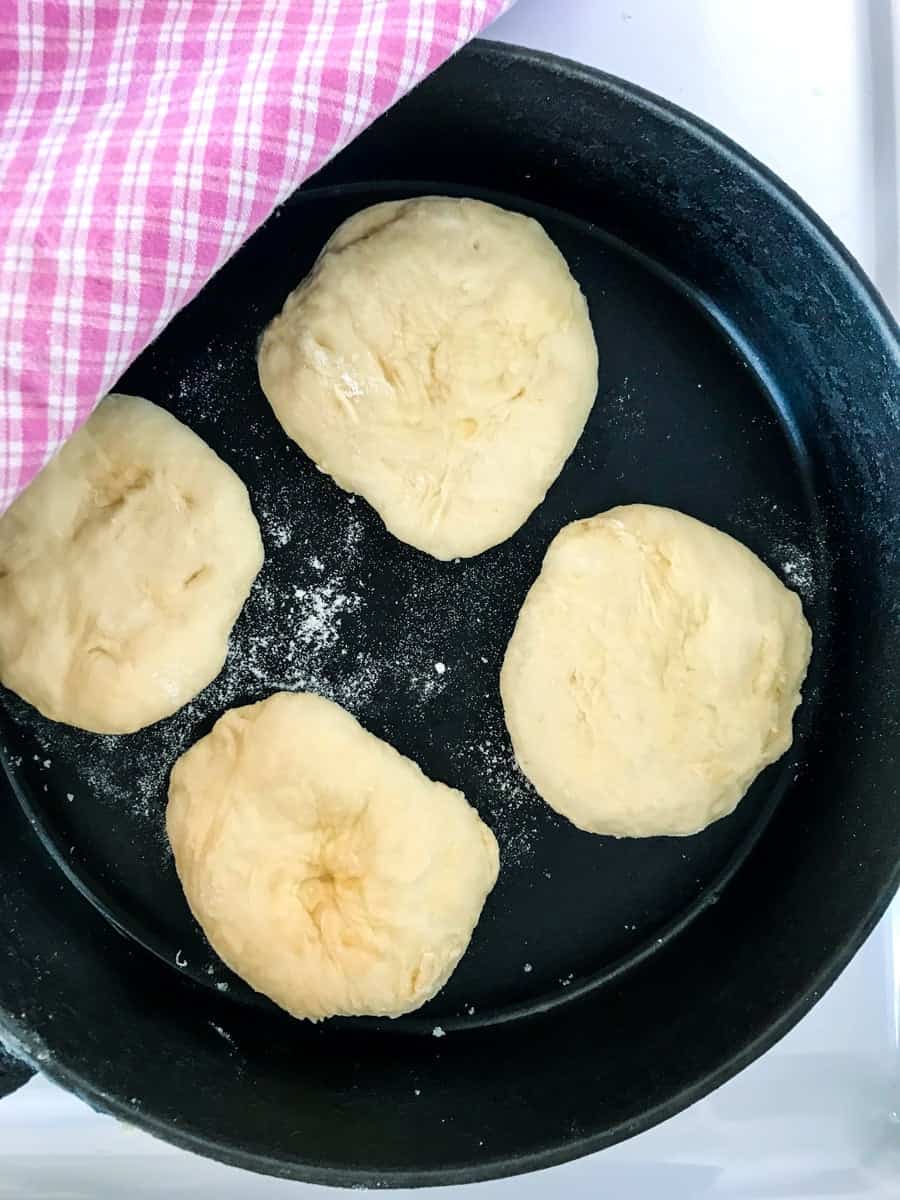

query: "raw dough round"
(501, 505), (812, 837)
(257, 196), (598, 559)
(166, 691), (500, 1020)
(0, 394), (263, 734)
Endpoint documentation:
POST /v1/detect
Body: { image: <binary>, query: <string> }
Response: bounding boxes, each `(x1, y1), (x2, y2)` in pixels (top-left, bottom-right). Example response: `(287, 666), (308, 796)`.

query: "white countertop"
(2, 2), (898, 1197)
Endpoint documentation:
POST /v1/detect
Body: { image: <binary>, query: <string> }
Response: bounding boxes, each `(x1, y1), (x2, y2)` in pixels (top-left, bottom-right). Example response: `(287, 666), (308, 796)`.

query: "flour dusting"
(448, 711), (540, 869)
(729, 495), (819, 604)
(770, 538), (814, 595)
(209, 1022), (236, 1049)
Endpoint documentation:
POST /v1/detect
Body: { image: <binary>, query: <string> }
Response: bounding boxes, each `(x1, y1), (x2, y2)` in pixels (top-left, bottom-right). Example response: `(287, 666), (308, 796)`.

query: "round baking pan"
(0, 41), (898, 1187)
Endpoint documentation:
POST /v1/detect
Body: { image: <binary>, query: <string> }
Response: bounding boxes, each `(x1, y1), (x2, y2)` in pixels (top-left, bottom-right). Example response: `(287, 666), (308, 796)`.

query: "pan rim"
(482, 41), (899, 355)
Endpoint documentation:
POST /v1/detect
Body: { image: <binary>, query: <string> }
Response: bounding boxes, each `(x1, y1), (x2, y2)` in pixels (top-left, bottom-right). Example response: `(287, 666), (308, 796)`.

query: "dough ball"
(0, 394), (263, 734)
(258, 196), (598, 559)
(166, 691), (500, 1020)
(501, 505), (812, 837)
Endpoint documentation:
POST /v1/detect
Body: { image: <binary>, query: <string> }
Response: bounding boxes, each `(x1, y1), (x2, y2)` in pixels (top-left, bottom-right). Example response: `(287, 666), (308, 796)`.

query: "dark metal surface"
(1, 41), (898, 1187)
(0, 1046), (34, 1101)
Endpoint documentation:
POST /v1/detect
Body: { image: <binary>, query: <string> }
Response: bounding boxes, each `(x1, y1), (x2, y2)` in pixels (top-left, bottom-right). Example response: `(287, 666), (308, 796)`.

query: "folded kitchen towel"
(0, 0), (510, 510)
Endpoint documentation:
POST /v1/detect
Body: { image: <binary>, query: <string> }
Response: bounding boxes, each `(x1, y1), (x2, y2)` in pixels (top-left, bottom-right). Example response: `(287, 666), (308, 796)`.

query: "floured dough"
(257, 196), (598, 559)
(501, 505), (812, 837)
(0, 394), (263, 734)
(166, 691), (500, 1020)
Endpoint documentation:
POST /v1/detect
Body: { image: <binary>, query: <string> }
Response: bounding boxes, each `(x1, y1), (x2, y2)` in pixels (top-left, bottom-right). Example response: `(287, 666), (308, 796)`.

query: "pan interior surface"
(1, 181), (826, 1026)
(0, 43), (897, 1188)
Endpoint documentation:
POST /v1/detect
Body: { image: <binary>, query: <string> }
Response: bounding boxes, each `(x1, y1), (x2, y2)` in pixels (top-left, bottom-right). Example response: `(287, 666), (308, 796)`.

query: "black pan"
(1, 41), (898, 1187)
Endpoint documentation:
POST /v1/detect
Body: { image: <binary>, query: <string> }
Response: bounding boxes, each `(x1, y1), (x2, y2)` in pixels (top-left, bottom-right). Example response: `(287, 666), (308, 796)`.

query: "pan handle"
(0, 1044), (35, 1100)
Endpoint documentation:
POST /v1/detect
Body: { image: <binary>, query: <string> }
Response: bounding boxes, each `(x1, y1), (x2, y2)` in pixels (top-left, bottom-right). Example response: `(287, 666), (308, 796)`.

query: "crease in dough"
(167, 691), (500, 1020)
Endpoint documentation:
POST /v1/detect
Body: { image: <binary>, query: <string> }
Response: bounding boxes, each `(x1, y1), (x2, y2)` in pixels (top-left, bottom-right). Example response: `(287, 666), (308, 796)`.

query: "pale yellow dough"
(0, 394), (263, 734)
(257, 196), (598, 559)
(501, 505), (812, 837)
(166, 691), (500, 1020)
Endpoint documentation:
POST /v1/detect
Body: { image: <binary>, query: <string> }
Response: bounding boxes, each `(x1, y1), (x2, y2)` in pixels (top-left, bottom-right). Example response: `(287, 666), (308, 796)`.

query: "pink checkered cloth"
(0, 0), (510, 510)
